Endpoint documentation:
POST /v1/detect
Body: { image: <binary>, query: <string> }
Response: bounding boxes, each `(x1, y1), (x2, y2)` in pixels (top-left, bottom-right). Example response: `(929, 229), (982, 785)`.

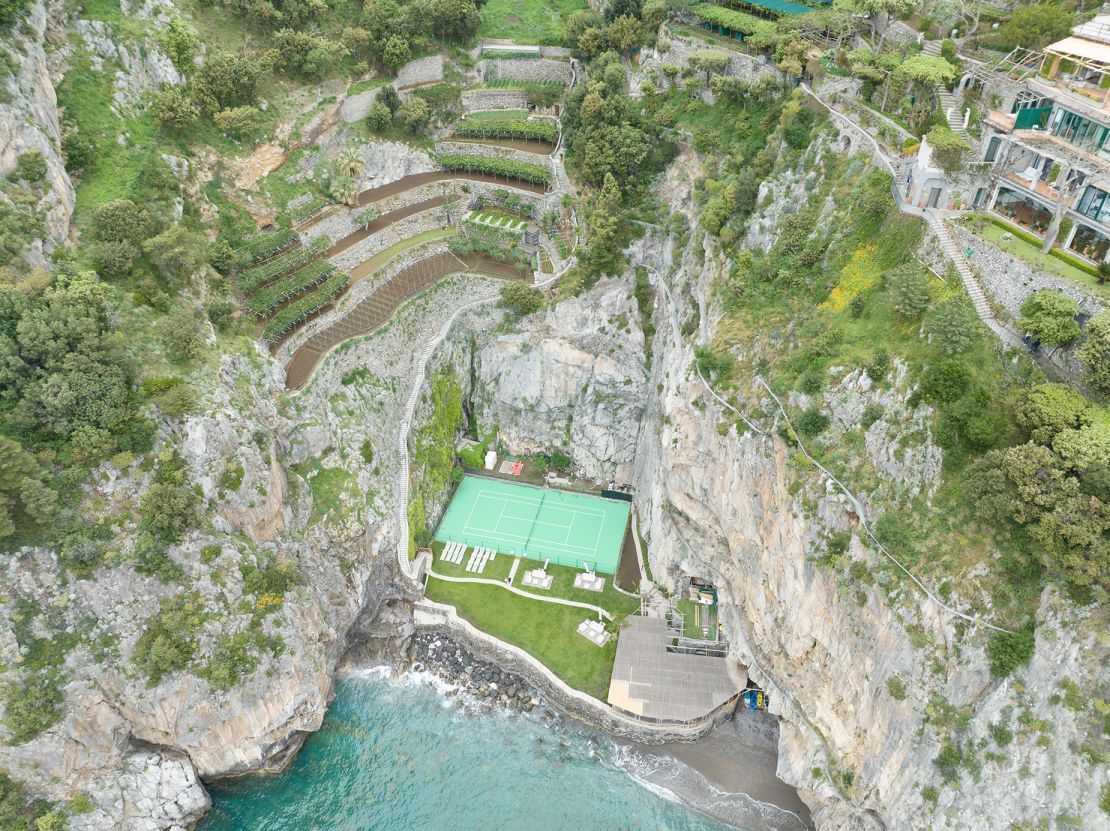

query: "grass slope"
(477, 0), (586, 45)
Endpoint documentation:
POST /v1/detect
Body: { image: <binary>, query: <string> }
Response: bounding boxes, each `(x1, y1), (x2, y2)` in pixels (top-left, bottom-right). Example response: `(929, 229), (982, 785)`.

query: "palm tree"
(1098, 260), (1110, 286)
(329, 175), (358, 207)
(335, 147), (365, 180)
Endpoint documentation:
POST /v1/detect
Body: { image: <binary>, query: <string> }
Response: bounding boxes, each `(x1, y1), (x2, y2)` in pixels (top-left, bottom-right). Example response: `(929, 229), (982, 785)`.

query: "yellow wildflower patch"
(256, 593), (285, 612)
(823, 244), (881, 312)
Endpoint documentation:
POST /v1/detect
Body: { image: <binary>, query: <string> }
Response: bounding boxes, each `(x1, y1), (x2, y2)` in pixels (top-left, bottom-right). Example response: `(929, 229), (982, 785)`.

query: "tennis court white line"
(442, 526), (601, 558)
(472, 489), (608, 518)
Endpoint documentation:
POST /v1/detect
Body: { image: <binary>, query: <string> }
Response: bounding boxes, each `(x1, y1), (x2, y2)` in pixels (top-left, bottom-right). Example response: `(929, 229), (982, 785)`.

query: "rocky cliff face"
(468, 146), (1107, 828)
(0, 0), (76, 258)
(0, 345), (418, 829)
(472, 279), (649, 482)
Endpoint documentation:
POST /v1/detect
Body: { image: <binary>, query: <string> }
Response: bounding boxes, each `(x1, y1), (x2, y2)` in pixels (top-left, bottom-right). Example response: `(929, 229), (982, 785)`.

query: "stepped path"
(937, 87), (971, 138)
(283, 251), (529, 390)
(800, 83), (1023, 351)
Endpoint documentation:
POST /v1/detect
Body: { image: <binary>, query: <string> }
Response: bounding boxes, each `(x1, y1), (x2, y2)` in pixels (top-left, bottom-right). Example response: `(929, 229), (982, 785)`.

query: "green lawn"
(426, 543), (639, 699)
(425, 575), (622, 699)
(477, 0), (586, 46)
(971, 220), (1110, 301)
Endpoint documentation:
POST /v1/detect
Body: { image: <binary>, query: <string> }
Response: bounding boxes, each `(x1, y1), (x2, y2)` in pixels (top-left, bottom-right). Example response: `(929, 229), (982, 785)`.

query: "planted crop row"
(690, 5), (777, 40)
(482, 79), (566, 91)
(455, 116), (557, 143)
(246, 262), (336, 317)
(236, 228), (297, 265)
(238, 237), (327, 294)
(435, 154), (551, 186)
(261, 272), (349, 346)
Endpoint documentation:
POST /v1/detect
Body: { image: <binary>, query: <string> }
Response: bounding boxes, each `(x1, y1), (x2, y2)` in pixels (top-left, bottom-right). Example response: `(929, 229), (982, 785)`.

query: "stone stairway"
(921, 39), (942, 56)
(937, 88), (970, 138)
(926, 211), (1024, 349)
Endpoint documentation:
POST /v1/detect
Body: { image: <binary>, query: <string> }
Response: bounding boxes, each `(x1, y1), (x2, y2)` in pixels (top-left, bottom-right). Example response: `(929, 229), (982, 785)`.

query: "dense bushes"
(1, 670), (64, 743)
(133, 595), (205, 684)
(986, 624), (1036, 678)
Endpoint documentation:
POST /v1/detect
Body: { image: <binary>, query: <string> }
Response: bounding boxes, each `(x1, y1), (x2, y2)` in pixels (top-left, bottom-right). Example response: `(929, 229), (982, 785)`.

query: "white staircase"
(937, 88), (971, 139)
(921, 39), (943, 56)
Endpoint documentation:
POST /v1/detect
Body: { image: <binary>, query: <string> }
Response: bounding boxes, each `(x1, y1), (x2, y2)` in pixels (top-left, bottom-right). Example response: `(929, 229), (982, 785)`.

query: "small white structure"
(484, 449), (497, 470)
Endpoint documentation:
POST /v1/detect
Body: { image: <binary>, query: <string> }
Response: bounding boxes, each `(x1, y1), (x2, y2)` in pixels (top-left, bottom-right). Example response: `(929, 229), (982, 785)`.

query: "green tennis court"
(434, 475), (631, 573)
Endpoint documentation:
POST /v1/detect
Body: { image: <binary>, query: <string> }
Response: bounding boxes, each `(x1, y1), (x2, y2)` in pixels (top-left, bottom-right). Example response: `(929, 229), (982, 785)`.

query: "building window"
(973, 188), (985, 208)
(1050, 108), (1110, 153)
(994, 187), (1054, 235)
(1077, 186), (1110, 224)
(985, 137), (1001, 162)
(1069, 224), (1109, 262)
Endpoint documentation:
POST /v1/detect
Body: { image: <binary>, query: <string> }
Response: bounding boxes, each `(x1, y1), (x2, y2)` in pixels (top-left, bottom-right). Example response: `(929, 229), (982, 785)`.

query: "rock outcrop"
(0, 0), (76, 255)
(474, 278), (648, 481)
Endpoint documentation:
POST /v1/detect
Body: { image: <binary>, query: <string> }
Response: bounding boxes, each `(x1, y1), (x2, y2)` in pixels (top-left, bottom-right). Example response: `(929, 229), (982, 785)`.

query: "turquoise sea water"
(201, 668), (793, 831)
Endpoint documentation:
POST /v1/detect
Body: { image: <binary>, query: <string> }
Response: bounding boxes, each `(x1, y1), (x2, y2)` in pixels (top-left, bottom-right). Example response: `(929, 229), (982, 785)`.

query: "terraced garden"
(455, 112), (558, 144)
(233, 229), (351, 350)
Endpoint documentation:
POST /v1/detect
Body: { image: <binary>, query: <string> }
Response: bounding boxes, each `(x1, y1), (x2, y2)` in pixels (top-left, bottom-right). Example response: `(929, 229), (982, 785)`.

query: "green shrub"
(795, 407), (829, 437)
(14, 152), (46, 184)
(550, 449), (572, 471)
(131, 533), (184, 583)
(866, 349), (891, 383)
(988, 720), (1013, 747)
(499, 282), (544, 317)
(694, 346), (735, 384)
(133, 596), (205, 684)
(933, 742), (965, 783)
(987, 623), (1036, 678)
(219, 462), (245, 492)
(886, 675), (908, 700)
(799, 370), (824, 395)
(140, 482), (198, 543)
(861, 403), (885, 429)
(921, 359), (970, 404)
(1, 670), (64, 744)
(359, 439), (374, 466)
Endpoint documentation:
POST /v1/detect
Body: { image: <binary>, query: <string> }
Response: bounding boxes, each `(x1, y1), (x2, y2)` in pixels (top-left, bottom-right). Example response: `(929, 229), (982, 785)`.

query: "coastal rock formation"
(463, 149), (1105, 828)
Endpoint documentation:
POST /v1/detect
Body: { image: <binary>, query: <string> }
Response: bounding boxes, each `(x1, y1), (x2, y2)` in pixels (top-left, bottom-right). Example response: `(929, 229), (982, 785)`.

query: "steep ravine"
(460, 146), (1106, 828)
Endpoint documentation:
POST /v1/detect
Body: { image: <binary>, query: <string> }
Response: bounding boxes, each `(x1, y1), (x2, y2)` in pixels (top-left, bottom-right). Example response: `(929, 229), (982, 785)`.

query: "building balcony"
(999, 170), (1065, 203)
(1028, 75), (1110, 120)
(985, 111), (1016, 133)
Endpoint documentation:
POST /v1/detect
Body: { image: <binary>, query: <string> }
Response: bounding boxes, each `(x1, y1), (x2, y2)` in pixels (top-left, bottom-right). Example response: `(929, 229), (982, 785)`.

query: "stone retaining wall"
(414, 600), (734, 742)
(480, 58), (573, 85)
(339, 86), (383, 123)
(328, 209), (448, 274)
(948, 223), (1106, 319)
(461, 88), (528, 112)
(436, 140), (552, 168)
(396, 55), (444, 89)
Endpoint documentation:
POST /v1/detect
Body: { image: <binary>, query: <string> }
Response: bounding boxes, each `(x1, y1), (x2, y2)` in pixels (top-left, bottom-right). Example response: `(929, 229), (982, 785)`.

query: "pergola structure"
(1041, 16), (1110, 108)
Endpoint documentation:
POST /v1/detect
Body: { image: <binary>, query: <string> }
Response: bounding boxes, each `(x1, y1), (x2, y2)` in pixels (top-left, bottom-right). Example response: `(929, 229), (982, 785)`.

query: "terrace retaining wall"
(461, 88), (529, 112)
(436, 140), (553, 168)
(339, 85), (384, 123)
(479, 58), (573, 85)
(397, 55), (444, 89)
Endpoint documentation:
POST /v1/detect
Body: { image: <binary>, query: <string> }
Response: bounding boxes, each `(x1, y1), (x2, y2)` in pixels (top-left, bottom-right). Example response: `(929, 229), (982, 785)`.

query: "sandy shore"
(618, 710), (813, 831)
